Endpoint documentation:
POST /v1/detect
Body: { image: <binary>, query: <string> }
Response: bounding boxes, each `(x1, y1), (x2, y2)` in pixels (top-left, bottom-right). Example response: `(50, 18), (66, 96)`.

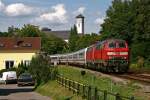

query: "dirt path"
(0, 84), (51, 100)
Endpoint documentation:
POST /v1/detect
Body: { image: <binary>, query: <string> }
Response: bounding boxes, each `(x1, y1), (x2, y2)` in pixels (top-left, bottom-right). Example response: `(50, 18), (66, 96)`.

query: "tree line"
(100, 0), (150, 67)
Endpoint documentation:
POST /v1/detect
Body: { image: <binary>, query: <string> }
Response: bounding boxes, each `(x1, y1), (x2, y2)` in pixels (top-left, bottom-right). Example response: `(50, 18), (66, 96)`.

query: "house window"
(22, 43), (32, 47)
(5, 61), (14, 69)
(17, 41), (24, 46)
(0, 43), (4, 47)
(24, 60), (30, 66)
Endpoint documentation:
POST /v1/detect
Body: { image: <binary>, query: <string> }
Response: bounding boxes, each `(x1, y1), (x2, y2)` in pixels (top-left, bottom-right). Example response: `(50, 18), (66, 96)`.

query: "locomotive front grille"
(107, 57), (128, 66)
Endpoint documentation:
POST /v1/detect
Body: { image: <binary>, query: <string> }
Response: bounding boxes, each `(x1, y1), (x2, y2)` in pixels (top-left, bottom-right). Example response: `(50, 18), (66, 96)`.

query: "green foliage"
(16, 61), (28, 77)
(101, 0), (150, 67)
(28, 55), (51, 86)
(17, 24), (66, 54)
(101, 0), (134, 43)
(41, 34), (67, 54)
(0, 32), (12, 37)
(75, 33), (101, 50)
(57, 65), (147, 99)
(18, 24), (41, 37)
(69, 25), (79, 51)
(68, 27), (101, 51)
(36, 81), (83, 100)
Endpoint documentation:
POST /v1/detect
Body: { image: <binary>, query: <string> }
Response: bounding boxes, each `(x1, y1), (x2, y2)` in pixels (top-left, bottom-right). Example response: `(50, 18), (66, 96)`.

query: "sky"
(0, 0), (112, 33)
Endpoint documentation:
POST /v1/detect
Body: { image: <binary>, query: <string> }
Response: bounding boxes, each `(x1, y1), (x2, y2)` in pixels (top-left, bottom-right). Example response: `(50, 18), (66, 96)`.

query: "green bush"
(28, 54), (51, 86)
(16, 62), (28, 77)
(144, 57), (150, 68)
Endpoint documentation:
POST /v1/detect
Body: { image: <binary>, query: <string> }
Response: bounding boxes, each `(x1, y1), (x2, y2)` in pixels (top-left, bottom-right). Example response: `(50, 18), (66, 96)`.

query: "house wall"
(0, 51), (38, 70)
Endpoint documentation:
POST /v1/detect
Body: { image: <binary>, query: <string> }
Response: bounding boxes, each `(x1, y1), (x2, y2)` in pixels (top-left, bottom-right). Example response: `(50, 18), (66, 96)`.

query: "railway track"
(60, 65), (150, 85)
(79, 66), (150, 84)
(117, 74), (150, 84)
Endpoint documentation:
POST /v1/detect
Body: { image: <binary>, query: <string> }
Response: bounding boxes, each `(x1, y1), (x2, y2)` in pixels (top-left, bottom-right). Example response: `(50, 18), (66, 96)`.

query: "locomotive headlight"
(120, 52), (128, 55)
(107, 52), (115, 55)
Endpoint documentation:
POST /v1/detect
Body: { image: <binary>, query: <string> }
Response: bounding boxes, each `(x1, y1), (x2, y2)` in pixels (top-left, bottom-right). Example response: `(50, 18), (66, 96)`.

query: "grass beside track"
(57, 65), (148, 100)
(36, 81), (83, 100)
(36, 65), (149, 100)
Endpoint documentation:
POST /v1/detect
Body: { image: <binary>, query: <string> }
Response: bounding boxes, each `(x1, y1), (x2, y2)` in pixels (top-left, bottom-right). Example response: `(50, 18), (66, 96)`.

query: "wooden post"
(88, 86), (91, 100)
(64, 78), (66, 87)
(82, 85), (86, 98)
(73, 81), (75, 94)
(69, 80), (71, 90)
(60, 77), (62, 84)
(94, 87), (98, 100)
(104, 90), (107, 100)
(62, 77), (64, 86)
(116, 93), (121, 100)
(130, 96), (135, 100)
(66, 79), (68, 88)
(70, 81), (72, 91)
(77, 83), (80, 95)
(57, 75), (59, 83)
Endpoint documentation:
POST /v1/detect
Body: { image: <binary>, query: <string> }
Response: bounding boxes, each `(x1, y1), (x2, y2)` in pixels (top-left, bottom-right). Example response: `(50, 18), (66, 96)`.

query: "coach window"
(79, 53), (84, 58)
(73, 54), (77, 59)
(5, 60), (14, 69)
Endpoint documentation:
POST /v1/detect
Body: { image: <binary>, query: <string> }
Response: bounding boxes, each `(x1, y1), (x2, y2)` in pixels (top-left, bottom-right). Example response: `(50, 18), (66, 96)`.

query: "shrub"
(16, 62), (28, 77)
(137, 56), (144, 68)
(28, 54), (51, 86)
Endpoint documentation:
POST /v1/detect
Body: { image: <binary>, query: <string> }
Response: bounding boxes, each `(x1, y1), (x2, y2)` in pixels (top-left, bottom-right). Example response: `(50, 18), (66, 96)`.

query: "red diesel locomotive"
(50, 39), (129, 73)
(86, 39), (129, 72)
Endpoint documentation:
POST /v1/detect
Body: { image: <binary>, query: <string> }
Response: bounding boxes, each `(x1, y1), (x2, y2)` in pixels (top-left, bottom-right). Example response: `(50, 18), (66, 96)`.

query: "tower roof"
(76, 14), (84, 18)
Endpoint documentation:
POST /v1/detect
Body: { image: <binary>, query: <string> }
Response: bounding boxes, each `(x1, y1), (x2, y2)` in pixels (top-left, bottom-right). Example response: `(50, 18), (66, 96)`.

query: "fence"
(56, 75), (135, 100)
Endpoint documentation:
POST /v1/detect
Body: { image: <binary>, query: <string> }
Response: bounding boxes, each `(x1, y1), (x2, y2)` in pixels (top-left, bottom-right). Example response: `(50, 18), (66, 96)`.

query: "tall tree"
(41, 34), (67, 54)
(69, 25), (79, 51)
(18, 24), (40, 37)
(8, 25), (19, 36)
(131, 0), (150, 62)
(101, 0), (134, 44)
(100, 0), (150, 65)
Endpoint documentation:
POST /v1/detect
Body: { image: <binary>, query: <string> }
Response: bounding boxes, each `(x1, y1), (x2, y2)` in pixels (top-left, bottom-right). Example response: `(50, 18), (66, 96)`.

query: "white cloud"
(0, 0), (5, 11)
(95, 17), (105, 25)
(5, 3), (33, 16)
(74, 7), (86, 14)
(34, 4), (68, 25)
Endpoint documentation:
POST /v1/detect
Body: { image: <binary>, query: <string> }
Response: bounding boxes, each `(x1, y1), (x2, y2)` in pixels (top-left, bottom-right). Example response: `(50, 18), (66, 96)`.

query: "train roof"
(105, 39), (126, 42)
(49, 48), (87, 57)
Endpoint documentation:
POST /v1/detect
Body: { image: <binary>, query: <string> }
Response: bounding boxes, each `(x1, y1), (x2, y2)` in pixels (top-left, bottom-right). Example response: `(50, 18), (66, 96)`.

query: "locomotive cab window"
(109, 42), (116, 48)
(87, 47), (92, 52)
(118, 41), (126, 48)
(96, 43), (101, 49)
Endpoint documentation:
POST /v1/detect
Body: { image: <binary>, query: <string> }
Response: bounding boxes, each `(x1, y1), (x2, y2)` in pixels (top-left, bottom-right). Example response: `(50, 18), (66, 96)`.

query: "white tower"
(76, 14), (84, 35)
